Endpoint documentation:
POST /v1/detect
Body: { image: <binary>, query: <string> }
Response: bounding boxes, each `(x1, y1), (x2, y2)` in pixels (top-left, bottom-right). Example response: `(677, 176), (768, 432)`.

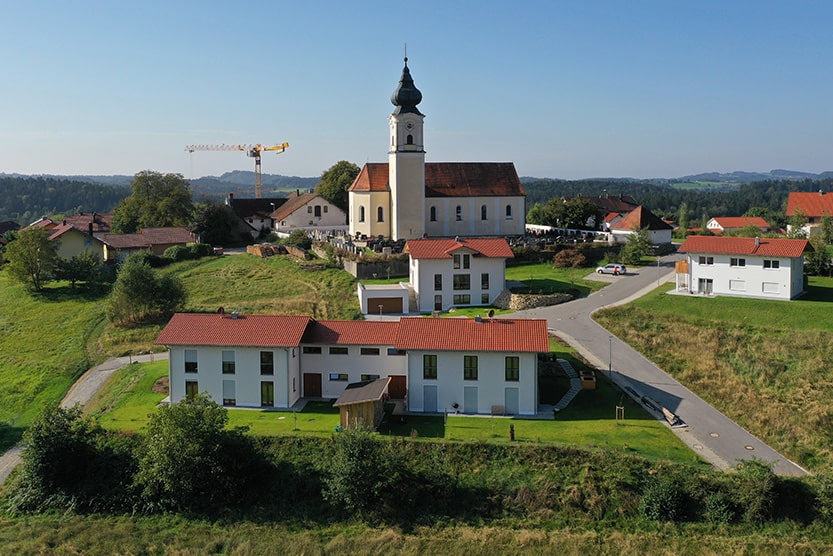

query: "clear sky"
(1, 1), (831, 180)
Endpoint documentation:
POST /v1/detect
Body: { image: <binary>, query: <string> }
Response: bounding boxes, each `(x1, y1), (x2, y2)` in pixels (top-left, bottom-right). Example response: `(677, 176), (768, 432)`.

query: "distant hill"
(189, 171), (320, 199)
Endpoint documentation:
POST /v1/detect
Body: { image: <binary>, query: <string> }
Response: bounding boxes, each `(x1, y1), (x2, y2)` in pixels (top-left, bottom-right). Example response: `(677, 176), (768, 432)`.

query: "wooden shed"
(333, 377), (391, 430)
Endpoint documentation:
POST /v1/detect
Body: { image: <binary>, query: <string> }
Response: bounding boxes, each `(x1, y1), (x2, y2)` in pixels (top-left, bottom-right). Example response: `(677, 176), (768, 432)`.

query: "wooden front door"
(303, 373), (322, 398)
(388, 375), (407, 400)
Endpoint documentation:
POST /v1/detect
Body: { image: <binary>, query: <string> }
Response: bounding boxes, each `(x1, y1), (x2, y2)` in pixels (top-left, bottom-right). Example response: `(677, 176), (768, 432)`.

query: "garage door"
(367, 297), (403, 314)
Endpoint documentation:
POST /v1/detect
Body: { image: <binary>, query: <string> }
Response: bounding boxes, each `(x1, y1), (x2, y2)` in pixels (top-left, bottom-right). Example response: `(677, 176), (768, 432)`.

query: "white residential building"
(676, 236), (809, 300)
(156, 313), (549, 416)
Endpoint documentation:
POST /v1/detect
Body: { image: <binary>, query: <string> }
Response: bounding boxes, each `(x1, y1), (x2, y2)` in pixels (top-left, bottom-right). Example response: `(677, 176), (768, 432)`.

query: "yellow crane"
(185, 142), (290, 198)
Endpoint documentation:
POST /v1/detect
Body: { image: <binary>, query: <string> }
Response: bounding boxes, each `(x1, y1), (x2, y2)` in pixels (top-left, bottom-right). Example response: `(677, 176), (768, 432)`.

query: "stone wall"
(492, 289), (574, 311)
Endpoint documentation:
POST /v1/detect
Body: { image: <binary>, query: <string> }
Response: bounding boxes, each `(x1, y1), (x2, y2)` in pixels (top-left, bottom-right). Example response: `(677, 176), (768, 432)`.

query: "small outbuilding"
(333, 377), (391, 430)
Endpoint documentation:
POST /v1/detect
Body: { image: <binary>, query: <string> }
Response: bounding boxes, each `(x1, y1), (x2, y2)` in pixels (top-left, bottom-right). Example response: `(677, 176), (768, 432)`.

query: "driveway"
(0, 352), (168, 484)
(509, 255), (807, 476)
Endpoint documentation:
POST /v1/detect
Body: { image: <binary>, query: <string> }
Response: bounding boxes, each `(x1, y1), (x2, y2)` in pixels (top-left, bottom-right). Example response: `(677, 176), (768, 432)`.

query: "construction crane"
(185, 142), (290, 198)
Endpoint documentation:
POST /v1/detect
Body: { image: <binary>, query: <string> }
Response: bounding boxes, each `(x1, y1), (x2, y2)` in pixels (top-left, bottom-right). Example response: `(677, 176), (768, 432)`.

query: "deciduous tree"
(189, 201), (239, 246)
(4, 227), (58, 291)
(107, 256), (186, 326)
(55, 251), (102, 288)
(112, 171), (194, 233)
(316, 160), (360, 212)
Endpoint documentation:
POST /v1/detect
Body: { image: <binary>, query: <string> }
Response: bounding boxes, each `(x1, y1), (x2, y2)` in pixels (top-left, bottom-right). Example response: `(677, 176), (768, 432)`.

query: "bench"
(491, 405), (505, 416)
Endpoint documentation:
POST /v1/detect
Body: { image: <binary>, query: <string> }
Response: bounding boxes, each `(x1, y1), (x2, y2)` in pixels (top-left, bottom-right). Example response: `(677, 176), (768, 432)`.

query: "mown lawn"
(595, 276), (833, 470)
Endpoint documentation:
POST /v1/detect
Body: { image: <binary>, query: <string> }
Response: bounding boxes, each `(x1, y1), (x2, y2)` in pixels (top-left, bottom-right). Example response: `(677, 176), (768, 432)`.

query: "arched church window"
(359, 206), (365, 222)
(481, 205), (488, 220)
(505, 205), (513, 220)
(377, 206), (384, 222)
(456, 206), (462, 221)
(429, 206), (437, 222)
(407, 134), (413, 145)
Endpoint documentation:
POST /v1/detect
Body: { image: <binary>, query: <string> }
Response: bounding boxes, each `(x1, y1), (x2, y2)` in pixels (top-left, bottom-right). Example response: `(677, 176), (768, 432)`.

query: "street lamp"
(608, 335), (613, 378)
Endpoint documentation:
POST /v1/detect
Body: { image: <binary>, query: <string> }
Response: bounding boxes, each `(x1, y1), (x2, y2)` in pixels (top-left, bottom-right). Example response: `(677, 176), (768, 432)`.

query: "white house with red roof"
(705, 217), (770, 235)
(608, 206), (673, 245)
(156, 313), (548, 416)
(676, 236), (809, 300)
(347, 59), (525, 241)
(406, 237), (513, 312)
(270, 191), (346, 233)
(356, 236), (514, 314)
(786, 191), (833, 236)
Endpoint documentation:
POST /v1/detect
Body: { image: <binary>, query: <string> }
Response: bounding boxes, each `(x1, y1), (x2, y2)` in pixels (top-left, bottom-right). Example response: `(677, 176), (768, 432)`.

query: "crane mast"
(185, 142), (290, 198)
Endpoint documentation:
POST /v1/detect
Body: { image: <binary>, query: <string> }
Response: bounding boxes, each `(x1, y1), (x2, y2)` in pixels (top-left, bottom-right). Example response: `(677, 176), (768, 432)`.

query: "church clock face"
(406, 121), (414, 131)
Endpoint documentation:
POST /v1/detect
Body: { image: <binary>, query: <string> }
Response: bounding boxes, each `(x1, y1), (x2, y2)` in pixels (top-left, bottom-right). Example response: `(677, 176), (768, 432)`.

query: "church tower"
(388, 57), (425, 240)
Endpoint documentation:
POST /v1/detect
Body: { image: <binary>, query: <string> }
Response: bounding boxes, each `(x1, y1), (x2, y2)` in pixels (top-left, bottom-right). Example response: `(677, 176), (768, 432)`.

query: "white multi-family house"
(156, 313), (549, 416)
(676, 236), (809, 300)
(786, 191), (833, 236)
(406, 237), (513, 313)
(705, 216), (770, 235)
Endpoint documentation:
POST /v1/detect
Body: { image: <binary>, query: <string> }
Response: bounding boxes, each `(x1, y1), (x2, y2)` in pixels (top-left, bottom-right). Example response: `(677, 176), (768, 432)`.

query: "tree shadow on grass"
(36, 282), (112, 303)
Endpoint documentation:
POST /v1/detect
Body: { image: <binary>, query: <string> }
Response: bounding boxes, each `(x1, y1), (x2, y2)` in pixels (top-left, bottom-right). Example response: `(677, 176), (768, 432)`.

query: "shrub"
(322, 428), (397, 516)
(188, 242), (213, 258)
(107, 258), (186, 326)
(127, 250), (167, 268)
(283, 229), (312, 250)
(640, 475), (687, 522)
(733, 459), (776, 523)
(162, 245), (193, 262)
(553, 248), (587, 268)
(703, 490), (737, 524)
(815, 472), (833, 523)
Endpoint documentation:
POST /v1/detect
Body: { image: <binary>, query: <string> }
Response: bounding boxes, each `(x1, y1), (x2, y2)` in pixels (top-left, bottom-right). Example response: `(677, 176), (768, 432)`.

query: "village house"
(786, 190), (833, 236)
(676, 235), (809, 300)
(156, 313), (549, 417)
(705, 216), (771, 235)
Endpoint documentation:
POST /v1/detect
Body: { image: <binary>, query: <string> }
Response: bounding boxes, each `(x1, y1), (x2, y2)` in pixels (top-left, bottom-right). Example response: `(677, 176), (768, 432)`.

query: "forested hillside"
(523, 178), (833, 224)
(0, 176), (128, 225)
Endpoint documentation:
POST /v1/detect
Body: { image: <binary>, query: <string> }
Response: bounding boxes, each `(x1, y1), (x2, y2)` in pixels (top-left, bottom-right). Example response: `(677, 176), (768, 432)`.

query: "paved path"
(0, 352), (168, 484)
(509, 255), (807, 476)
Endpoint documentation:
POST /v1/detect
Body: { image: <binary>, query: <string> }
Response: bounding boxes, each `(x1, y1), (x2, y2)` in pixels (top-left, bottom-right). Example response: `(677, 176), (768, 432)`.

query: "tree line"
(523, 177), (833, 225)
(8, 398), (833, 530)
(0, 177), (127, 225)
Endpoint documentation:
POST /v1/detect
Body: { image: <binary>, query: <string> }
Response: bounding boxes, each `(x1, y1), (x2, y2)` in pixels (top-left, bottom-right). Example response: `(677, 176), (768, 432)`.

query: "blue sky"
(1, 1), (831, 180)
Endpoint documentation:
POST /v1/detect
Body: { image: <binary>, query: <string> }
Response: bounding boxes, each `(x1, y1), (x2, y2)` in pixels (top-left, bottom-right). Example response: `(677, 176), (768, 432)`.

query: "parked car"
(596, 263), (626, 275)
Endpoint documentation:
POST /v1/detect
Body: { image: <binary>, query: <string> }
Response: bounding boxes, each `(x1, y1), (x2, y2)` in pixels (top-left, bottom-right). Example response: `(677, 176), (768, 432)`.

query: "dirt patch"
(152, 376), (169, 394)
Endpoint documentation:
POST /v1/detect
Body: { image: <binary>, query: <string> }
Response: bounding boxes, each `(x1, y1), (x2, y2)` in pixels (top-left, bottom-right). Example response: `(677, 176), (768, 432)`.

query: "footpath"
(0, 352), (168, 484)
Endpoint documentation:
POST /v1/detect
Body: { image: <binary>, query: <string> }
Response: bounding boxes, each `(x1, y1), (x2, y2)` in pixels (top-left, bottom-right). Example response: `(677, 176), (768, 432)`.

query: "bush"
(127, 250), (167, 268)
(640, 475), (687, 522)
(107, 258), (186, 326)
(815, 472), (833, 523)
(189, 242), (213, 258)
(322, 428), (397, 516)
(553, 248), (587, 268)
(162, 245), (193, 262)
(283, 229), (312, 250)
(734, 459), (776, 523)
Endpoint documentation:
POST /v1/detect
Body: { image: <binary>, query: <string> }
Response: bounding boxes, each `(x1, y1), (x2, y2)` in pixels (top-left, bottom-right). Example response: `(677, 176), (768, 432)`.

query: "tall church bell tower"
(388, 57), (425, 240)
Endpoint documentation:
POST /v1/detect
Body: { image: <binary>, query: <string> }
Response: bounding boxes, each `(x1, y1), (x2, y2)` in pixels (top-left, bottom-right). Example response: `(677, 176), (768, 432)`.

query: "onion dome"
(391, 57), (423, 115)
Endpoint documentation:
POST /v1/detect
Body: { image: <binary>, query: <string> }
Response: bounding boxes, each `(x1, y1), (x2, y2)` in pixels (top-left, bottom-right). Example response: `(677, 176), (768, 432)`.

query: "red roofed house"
(156, 313), (549, 416)
(27, 213), (112, 260)
(356, 237), (514, 314)
(676, 236), (809, 300)
(348, 59), (525, 241)
(99, 226), (196, 261)
(270, 190), (346, 233)
(608, 205), (673, 245)
(786, 191), (833, 236)
(705, 217), (770, 235)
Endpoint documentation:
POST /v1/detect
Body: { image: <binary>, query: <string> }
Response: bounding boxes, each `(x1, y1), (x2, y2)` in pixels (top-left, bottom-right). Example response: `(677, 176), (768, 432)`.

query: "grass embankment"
(595, 277), (833, 471)
(0, 254), (361, 449)
(0, 273), (107, 449)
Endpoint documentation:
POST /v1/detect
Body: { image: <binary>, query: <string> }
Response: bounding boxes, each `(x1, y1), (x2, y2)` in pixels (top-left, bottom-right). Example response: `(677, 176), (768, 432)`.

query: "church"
(348, 59), (526, 241)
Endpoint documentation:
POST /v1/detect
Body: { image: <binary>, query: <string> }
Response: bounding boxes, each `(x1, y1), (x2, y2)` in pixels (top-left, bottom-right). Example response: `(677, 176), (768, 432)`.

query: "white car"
(596, 263), (626, 275)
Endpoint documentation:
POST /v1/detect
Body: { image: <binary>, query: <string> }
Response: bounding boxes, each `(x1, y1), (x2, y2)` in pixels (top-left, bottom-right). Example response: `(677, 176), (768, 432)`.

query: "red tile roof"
(349, 162), (525, 197)
(156, 313), (312, 347)
(609, 206), (672, 231)
(678, 236), (809, 257)
(406, 237), (514, 259)
(709, 217), (770, 230)
(63, 212), (112, 233)
(47, 222), (78, 240)
(394, 317), (549, 353)
(302, 320), (399, 345)
(786, 191), (833, 217)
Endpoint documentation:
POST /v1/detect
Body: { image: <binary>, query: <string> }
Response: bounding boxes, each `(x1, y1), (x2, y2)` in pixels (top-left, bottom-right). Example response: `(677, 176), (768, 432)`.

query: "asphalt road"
(510, 255), (807, 476)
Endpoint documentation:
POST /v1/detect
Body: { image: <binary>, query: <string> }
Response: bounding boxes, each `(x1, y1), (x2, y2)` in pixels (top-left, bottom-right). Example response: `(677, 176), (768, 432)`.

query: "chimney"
(754, 236), (760, 247)
(88, 223), (94, 236)
(92, 212), (97, 223)
(820, 190), (824, 196)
